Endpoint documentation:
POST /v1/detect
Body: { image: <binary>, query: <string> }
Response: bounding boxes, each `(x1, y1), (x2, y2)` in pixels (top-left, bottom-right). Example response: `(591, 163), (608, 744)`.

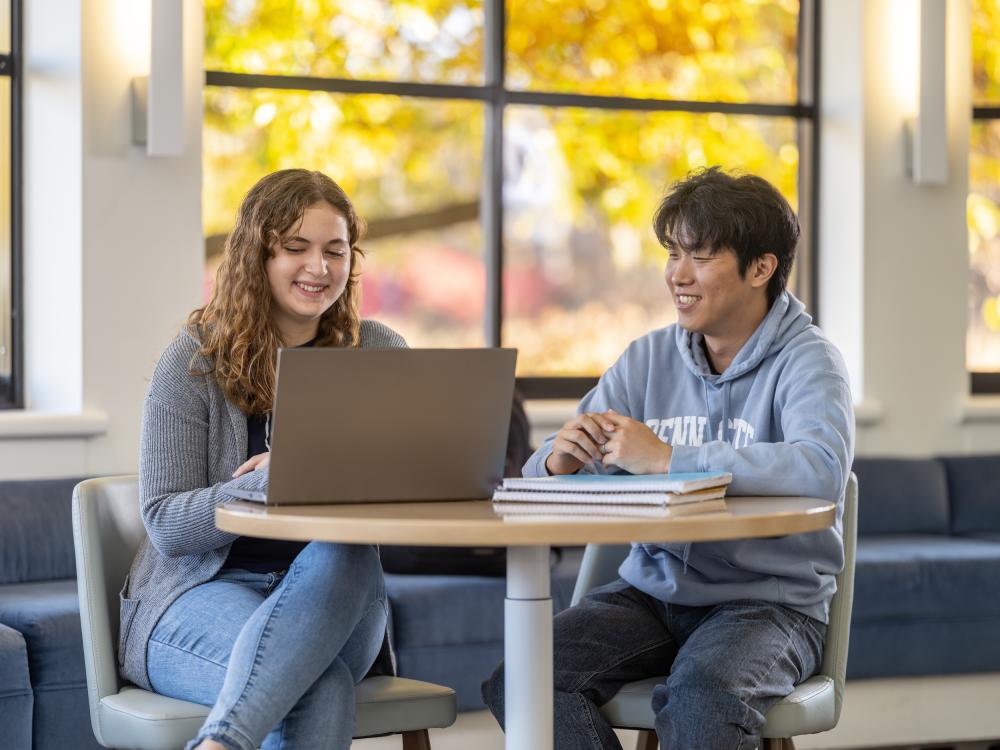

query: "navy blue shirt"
(224, 338), (316, 572)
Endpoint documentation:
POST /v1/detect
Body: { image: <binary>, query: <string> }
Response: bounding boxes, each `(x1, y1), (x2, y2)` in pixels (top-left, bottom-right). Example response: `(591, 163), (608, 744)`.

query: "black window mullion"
(808, 0), (822, 324)
(1, 0), (21, 409)
(483, 0), (505, 349)
(204, 71), (490, 101)
(205, 69), (808, 119)
(794, 0), (820, 322)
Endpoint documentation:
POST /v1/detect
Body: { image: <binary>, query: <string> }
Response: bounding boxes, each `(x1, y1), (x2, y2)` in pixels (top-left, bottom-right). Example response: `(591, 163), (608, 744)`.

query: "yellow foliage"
(203, 0), (804, 374)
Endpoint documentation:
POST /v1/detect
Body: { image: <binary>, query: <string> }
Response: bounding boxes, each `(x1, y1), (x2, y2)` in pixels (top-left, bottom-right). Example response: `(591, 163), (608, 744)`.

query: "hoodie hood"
(675, 292), (812, 382)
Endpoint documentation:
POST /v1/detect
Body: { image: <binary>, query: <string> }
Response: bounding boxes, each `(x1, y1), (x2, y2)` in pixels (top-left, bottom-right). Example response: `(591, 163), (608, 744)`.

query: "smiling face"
(266, 201), (351, 346)
(665, 244), (773, 342)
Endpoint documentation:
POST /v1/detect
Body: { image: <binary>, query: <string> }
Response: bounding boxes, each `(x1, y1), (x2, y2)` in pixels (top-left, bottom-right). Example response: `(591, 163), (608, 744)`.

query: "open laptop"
(223, 348), (517, 505)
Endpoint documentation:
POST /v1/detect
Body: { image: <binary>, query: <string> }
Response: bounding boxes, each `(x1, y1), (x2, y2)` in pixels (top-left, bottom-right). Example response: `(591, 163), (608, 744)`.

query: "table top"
(215, 496), (835, 547)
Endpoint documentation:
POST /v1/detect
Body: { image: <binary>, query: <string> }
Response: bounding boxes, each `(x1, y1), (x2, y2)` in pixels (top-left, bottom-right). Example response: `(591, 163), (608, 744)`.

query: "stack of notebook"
(492, 471), (733, 518)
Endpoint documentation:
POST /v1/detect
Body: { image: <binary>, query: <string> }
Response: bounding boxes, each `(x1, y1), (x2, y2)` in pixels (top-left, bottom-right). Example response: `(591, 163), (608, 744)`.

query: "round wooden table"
(217, 496), (834, 750)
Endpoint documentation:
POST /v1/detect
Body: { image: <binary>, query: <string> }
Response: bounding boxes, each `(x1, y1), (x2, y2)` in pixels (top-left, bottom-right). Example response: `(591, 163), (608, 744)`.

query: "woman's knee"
(296, 542), (381, 577)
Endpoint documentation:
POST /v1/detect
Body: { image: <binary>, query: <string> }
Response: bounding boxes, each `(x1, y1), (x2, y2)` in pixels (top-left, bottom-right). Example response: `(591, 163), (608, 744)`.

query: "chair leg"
(760, 739), (795, 750)
(635, 729), (659, 750)
(401, 729), (432, 750)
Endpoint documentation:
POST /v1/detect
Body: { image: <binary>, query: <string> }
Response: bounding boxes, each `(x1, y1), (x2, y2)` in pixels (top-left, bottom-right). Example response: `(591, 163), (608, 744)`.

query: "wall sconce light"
(904, 0), (948, 185)
(130, 0), (184, 157)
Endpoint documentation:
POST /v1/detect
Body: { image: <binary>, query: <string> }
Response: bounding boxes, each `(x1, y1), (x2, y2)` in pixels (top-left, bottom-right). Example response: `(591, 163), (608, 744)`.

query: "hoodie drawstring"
(681, 376), (714, 575)
(723, 381), (732, 445)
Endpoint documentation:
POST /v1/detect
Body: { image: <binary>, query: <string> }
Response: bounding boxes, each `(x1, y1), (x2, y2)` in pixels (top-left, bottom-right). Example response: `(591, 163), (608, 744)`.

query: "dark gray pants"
(482, 579), (825, 750)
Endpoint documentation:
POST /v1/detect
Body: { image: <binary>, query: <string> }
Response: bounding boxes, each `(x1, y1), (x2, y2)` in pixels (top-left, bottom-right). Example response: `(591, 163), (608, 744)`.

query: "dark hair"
(652, 166), (799, 305)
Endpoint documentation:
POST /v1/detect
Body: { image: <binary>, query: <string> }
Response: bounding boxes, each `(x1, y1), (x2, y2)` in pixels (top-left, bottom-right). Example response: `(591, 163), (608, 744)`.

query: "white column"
(505, 544), (553, 750)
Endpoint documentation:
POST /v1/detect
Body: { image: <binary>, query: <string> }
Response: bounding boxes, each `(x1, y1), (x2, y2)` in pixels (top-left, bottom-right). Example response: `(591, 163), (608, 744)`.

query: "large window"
(971, 0), (1000, 392)
(0, 0), (19, 409)
(205, 0), (817, 397)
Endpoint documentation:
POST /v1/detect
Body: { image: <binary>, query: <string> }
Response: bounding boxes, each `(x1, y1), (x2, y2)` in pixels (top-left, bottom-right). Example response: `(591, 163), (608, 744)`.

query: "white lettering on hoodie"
(647, 415), (752, 448)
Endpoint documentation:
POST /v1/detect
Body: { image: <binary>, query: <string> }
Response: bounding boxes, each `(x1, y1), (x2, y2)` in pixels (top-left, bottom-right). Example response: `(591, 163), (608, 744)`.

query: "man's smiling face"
(664, 244), (762, 338)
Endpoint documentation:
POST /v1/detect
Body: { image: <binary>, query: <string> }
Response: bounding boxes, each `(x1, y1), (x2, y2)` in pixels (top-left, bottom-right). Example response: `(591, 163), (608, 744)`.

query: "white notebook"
(493, 471), (732, 505)
(494, 497), (728, 519)
(491, 484), (728, 505)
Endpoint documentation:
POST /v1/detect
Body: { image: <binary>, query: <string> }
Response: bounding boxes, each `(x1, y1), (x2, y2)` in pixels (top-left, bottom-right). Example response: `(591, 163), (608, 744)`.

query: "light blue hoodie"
(523, 292), (854, 623)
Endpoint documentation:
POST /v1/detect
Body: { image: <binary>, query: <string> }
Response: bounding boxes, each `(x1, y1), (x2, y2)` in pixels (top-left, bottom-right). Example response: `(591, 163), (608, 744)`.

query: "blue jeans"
(482, 578), (826, 750)
(146, 542), (388, 750)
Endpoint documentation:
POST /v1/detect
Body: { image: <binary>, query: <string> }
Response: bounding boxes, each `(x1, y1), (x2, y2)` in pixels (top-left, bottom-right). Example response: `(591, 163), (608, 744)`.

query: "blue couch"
(848, 456), (1000, 681)
(0, 621), (33, 749)
(0, 477), (579, 748)
(0, 477), (96, 750)
(1, 458), (999, 748)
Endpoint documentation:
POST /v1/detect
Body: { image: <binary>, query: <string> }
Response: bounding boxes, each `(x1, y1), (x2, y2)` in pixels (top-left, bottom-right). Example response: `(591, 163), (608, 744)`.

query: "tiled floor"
(350, 714), (1000, 750)
(350, 709), (640, 749)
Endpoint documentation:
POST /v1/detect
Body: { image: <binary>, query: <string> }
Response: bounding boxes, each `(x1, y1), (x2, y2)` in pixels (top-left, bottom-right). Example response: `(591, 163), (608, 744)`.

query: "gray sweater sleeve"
(138, 333), (241, 558)
(359, 318), (408, 349)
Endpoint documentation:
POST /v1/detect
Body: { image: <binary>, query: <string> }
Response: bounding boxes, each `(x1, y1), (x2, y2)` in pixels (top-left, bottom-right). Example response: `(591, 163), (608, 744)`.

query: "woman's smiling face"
(266, 201), (351, 345)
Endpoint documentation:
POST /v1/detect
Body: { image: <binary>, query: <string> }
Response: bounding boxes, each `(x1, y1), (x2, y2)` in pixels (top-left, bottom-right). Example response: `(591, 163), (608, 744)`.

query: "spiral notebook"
(494, 498), (729, 519)
(491, 484), (728, 505)
(492, 471), (732, 506)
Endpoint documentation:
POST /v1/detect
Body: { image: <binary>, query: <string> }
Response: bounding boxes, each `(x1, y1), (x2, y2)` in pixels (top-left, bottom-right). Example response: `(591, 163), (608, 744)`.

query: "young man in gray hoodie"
(483, 167), (854, 750)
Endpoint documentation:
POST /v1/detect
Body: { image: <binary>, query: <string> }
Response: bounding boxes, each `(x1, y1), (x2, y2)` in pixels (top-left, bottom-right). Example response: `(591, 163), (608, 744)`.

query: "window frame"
(205, 0), (821, 400)
(0, 0), (22, 410)
(971, 105), (1000, 395)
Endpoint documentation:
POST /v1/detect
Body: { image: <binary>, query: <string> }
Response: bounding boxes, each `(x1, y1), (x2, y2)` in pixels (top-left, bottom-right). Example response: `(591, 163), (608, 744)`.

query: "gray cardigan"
(120, 320), (407, 690)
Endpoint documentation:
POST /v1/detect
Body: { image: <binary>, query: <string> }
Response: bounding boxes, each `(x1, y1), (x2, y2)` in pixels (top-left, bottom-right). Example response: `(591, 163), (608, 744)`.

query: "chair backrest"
(571, 473), (859, 721)
(571, 542), (630, 607)
(71, 475), (146, 743)
(822, 472), (857, 723)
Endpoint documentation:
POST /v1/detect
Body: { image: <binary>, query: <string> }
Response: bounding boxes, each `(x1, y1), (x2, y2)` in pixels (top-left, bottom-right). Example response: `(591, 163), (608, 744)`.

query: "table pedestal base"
(505, 545), (554, 750)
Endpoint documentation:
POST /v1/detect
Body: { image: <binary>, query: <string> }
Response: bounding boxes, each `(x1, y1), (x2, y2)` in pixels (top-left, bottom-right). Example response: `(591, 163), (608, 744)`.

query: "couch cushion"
(34, 684), (102, 750)
(847, 534), (1000, 679)
(848, 616), (1000, 680)
(0, 478), (87, 584)
(0, 579), (87, 690)
(853, 535), (1000, 621)
(940, 454), (1000, 534)
(385, 548), (581, 710)
(852, 458), (949, 535)
(968, 532), (1000, 541)
(0, 622), (32, 750)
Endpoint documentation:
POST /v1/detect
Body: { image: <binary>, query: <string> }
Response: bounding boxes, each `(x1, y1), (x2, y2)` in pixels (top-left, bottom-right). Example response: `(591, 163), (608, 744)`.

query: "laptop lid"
(264, 347), (517, 505)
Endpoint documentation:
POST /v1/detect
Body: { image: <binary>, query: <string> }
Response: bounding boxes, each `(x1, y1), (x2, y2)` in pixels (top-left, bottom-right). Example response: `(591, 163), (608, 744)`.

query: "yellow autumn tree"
(969, 0), (1000, 370)
(203, 0), (802, 375)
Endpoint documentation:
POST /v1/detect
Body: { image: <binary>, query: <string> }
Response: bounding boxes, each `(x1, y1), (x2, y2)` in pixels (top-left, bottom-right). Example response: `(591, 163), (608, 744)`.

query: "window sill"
(524, 399), (577, 434)
(528, 398), (886, 428)
(0, 409), (110, 438)
(854, 399), (883, 427)
(959, 396), (1000, 424)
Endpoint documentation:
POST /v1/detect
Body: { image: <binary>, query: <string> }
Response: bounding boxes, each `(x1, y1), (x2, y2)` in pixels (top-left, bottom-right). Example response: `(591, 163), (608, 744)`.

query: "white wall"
(2, 1), (999, 480)
(823, 0), (1000, 456)
(0, 0), (203, 478)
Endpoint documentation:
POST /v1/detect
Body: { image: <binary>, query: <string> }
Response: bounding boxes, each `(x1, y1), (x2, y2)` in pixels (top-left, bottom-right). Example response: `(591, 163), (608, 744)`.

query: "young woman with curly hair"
(118, 169), (406, 750)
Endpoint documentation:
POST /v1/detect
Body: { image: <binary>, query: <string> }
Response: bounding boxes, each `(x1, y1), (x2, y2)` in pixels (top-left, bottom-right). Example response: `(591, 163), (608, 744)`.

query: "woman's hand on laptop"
(233, 451), (270, 478)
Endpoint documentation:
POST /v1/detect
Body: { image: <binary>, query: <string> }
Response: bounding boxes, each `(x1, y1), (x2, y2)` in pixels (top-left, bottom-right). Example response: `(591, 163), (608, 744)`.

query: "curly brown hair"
(188, 169), (365, 415)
